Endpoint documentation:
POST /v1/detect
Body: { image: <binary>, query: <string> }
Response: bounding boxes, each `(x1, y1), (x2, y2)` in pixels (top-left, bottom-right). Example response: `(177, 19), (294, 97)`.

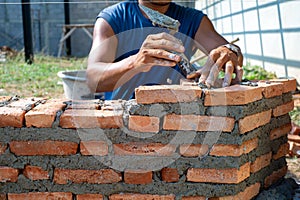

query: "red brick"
(0, 143), (7, 154)
(179, 144), (209, 157)
(54, 169), (122, 184)
(109, 194), (175, 200)
(186, 162), (250, 184)
(76, 194), (103, 200)
(250, 152), (272, 173)
(204, 85), (262, 106)
(270, 78), (297, 93)
(10, 140), (78, 156)
(135, 85), (202, 104)
(129, 115), (160, 133)
(209, 138), (258, 157)
(114, 143), (176, 156)
(163, 114), (234, 132)
(273, 143), (289, 160)
(270, 123), (292, 140)
(0, 96), (11, 103)
(182, 197), (206, 200)
(239, 110), (272, 134)
(59, 109), (123, 129)
(209, 182), (260, 200)
(25, 99), (66, 128)
(124, 170), (152, 184)
(23, 166), (49, 180)
(8, 97), (44, 110)
(273, 101), (294, 117)
(80, 141), (108, 156)
(264, 166), (287, 188)
(257, 81), (283, 98)
(68, 99), (101, 110)
(0, 194), (6, 200)
(161, 168), (179, 183)
(0, 167), (19, 183)
(0, 107), (26, 128)
(8, 192), (73, 200)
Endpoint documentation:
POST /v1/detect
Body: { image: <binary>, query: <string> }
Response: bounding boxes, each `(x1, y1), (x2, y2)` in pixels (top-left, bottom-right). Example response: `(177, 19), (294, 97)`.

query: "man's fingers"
(145, 33), (185, 53)
(223, 60), (234, 87)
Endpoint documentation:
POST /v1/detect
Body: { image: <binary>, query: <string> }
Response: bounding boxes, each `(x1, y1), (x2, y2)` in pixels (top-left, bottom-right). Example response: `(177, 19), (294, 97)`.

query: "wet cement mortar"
(0, 92), (299, 199)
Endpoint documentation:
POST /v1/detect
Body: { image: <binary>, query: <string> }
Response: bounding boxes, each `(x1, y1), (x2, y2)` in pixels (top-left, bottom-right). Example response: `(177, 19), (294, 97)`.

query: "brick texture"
(204, 85), (262, 106)
(161, 168), (179, 183)
(124, 170), (153, 184)
(128, 115), (160, 133)
(8, 192), (73, 200)
(10, 140), (78, 156)
(273, 143), (289, 160)
(258, 82), (283, 98)
(76, 194), (103, 200)
(135, 85), (202, 104)
(250, 152), (272, 173)
(270, 123), (292, 140)
(0, 167), (19, 183)
(0, 107), (26, 128)
(239, 110), (272, 134)
(59, 109), (123, 129)
(54, 169), (122, 184)
(270, 78), (297, 93)
(264, 166), (288, 188)
(182, 197), (206, 200)
(163, 114), (234, 132)
(109, 194), (175, 200)
(114, 143), (176, 156)
(0, 143), (7, 154)
(80, 141), (108, 156)
(25, 99), (66, 128)
(23, 166), (49, 180)
(179, 144), (209, 157)
(273, 101), (294, 117)
(186, 162), (250, 184)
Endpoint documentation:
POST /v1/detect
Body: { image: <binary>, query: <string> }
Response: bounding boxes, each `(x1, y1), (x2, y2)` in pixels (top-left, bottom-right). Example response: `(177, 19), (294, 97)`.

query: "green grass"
(0, 53), (86, 98)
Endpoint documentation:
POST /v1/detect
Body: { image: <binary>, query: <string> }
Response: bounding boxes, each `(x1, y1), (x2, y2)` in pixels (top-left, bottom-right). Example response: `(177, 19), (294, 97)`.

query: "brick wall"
(0, 79), (297, 200)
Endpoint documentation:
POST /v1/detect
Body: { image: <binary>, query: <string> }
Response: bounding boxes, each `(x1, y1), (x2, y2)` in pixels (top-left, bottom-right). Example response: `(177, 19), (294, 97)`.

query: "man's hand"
(195, 44), (243, 88)
(131, 32), (184, 72)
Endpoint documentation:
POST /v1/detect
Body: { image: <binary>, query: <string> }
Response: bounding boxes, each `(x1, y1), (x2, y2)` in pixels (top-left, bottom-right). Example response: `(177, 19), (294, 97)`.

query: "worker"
(87, 0), (243, 100)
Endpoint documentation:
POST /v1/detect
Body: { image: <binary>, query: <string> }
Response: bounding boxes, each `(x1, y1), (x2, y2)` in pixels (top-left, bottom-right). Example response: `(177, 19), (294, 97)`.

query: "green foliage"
(0, 53), (86, 98)
(290, 107), (300, 126)
(242, 63), (277, 80)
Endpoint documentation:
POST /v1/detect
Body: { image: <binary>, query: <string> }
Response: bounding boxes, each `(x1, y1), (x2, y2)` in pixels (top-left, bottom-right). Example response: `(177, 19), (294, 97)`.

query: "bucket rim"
(57, 70), (86, 82)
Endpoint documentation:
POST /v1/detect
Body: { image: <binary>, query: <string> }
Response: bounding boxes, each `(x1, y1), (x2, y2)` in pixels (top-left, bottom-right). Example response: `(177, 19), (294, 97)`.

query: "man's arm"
(87, 18), (185, 93)
(194, 16), (243, 87)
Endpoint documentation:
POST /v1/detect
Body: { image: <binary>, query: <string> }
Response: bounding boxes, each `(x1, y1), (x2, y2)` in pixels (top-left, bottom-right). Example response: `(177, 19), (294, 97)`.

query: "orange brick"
(25, 99), (66, 128)
(161, 168), (179, 183)
(114, 143), (176, 156)
(0, 167), (19, 183)
(204, 85), (262, 106)
(0, 96), (11, 103)
(182, 197), (206, 200)
(210, 138), (258, 157)
(8, 97), (44, 110)
(270, 123), (292, 140)
(257, 81), (283, 98)
(80, 141), (108, 156)
(210, 182), (260, 200)
(8, 192), (73, 200)
(54, 169), (122, 184)
(273, 101), (294, 117)
(186, 162), (250, 184)
(250, 152), (272, 173)
(0, 143), (7, 154)
(135, 85), (202, 104)
(109, 193), (175, 200)
(239, 110), (272, 134)
(163, 114), (234, 132)
(179, 144), (209, 157)
(0, 194), (6, 200)
(10, 140), (78, 156)
(59, 109), (123, 129)
(264, 166), (287, 188)
(23, 166), (49, 180)
(129, 115), (160, 133)
(0, 107), (26, 128)
(273, 143), (289, 160)
(124, 170), (152, 184)
(67, 99), (101, 110)
(270, 78), (297, 93)
(76, 194), (103, 200)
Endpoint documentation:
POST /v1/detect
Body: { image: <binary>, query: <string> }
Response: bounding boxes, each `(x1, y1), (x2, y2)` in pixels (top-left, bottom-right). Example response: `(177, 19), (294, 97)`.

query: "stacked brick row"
(0, 79), (297, 200)
(288, 93), (300, 157)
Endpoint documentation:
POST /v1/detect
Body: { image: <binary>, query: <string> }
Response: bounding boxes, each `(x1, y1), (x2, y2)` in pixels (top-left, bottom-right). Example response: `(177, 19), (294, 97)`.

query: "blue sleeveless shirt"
(97, 0), (205, 100)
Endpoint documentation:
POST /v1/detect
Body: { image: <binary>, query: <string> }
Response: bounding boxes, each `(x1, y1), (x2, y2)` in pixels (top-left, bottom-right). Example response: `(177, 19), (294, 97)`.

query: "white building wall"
(196, 0), (300, 84)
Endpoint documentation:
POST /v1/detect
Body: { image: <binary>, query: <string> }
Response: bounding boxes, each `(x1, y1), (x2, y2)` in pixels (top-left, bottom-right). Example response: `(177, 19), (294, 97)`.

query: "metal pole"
(21, 0), (34, 64)
(64, 0), (71, 56)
